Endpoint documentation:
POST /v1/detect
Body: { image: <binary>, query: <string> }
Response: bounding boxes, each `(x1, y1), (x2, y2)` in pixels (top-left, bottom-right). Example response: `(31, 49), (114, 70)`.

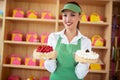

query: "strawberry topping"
(36, 45), (53, 53)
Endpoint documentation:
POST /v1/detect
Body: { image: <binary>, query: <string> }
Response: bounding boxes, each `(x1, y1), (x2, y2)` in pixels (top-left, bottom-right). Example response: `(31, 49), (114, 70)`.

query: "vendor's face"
(62, 10), (80, 30)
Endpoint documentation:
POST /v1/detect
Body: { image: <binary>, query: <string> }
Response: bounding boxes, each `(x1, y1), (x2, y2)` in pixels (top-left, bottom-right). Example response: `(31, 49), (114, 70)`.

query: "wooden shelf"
(92, 46), (108, 49)
(80, 22), (109, 26)
(3, 64), (106, 73)
(3, 64), (46, 70)
(14, 0), (56, 3)
(4, 40), (46, 46)
(89, 70), (107, 73)
(60, 0), (109, 5)
(5, 17), (56, 23)
(4, 40), (108, 49)
(59, 20), (109, 26)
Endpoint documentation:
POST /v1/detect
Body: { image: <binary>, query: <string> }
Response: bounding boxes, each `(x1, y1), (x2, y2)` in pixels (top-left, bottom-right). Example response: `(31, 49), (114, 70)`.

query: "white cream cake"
(75, 50), (99, 63)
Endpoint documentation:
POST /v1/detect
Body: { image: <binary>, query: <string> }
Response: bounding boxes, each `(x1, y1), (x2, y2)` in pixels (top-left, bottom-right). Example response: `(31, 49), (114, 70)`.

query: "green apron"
(50, 37), (83, 80)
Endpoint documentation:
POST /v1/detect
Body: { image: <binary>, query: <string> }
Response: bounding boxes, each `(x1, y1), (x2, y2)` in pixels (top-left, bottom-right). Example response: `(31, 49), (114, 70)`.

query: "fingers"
(49, 51), (57, 60)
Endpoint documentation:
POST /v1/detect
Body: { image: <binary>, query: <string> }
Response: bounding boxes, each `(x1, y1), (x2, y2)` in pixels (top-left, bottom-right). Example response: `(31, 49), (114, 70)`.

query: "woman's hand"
(49, 51), (57, 60)
(74, 53), (88, 64)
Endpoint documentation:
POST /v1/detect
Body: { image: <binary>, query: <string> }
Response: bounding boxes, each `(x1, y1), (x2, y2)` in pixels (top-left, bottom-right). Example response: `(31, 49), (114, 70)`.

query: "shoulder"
(81, 35), (91, 44)
(48, 30), (63, 43)
(48, 31), (61, 39)
(47, 31), (62, 49)
(80, 34), (92, 50)
(77, 31), (91, 44)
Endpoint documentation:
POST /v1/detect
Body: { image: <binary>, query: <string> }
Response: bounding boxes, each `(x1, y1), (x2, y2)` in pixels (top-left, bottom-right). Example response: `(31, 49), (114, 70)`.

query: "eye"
(63, 14), (67, 17)
(71, 13), (76, 16)
(71, 14), (75, 16)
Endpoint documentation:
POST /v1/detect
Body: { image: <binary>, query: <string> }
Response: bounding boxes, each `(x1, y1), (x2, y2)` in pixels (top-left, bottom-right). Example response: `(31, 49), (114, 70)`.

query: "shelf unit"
(0, 14), (2, 80)
(113, 1), (120, 73)
(0, 0), (4, 60)
(0, 0), (112, 80)
(110, 1), (120, 79)
(0, 0), (5, 79)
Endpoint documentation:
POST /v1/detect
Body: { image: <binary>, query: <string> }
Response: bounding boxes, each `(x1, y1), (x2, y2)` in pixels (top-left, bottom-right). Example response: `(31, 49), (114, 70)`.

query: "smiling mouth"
(66, 22), (72, 26)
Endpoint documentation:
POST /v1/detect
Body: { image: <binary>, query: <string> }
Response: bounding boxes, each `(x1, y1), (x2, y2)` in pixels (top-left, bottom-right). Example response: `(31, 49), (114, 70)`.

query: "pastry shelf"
(3, 64), (46, 70)
(3, 64), (107, 73)
(89, 70), (107, 73)
(5, 17), (56, 23)
(58, 20), (109, 27)
(92, 46), (108, 49)
(4, 40), (108, 49)
(4, 40), (47, 46)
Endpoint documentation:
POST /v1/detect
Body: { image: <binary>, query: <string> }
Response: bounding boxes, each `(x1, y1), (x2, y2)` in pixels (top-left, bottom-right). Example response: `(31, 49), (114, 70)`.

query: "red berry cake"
(33, 45), (56, 59)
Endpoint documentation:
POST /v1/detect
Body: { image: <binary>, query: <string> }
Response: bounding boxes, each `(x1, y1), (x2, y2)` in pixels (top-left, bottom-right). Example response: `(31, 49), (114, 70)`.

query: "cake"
(75, 50), (99, 63)
(33, 45), (56, 59)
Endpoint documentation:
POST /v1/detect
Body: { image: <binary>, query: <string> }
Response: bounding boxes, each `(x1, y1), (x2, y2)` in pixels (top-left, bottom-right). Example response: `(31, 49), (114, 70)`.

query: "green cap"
(61, 3), (81, 13)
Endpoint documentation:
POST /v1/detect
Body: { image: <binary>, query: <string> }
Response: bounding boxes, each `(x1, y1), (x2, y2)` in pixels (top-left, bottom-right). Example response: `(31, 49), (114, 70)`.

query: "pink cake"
(12, 30), (23, 41)
(33, 45), (56, 60)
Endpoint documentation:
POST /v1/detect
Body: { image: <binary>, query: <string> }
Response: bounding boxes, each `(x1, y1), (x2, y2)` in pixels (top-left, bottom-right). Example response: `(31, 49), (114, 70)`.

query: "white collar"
(59, 29), (85, 40)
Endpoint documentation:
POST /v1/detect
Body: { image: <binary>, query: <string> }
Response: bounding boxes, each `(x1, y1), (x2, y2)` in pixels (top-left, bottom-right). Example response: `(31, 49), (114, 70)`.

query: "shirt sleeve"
(47, 33), (58, 49)
(44, 33), (58, 73)
(81, 37), (92, 51)
(75, 37), (92, 79)
(47, 33), (54, 47)
(44, 59), (57, 73)
(75, 63), (90, 79)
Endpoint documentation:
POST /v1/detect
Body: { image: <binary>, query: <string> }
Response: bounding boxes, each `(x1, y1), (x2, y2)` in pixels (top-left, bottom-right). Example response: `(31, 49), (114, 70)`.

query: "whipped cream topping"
(76, 50), (99, 59)
(33, 49), (54, 59)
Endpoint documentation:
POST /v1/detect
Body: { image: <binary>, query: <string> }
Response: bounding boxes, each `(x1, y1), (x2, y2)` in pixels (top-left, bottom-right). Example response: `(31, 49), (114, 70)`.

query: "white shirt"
(44, 29), (92, 79)
(48, 29), (91, 50)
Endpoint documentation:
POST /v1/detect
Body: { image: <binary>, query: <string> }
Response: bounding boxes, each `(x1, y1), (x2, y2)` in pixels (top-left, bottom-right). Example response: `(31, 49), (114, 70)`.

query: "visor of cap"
(61, 3), (81, 13)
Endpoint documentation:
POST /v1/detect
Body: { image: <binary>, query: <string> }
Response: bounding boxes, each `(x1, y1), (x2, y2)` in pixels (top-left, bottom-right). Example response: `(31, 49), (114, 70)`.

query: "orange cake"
(33, 45), (56, 59)
(75, 50), (99, 63)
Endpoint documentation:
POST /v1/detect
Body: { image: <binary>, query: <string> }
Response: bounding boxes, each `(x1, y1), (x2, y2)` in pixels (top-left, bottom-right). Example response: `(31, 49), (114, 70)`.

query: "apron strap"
(56, 35), (81, 50)
(57, 36), (62, 45)
(77, 39), (81, 50)
(55, 36), (62, 50)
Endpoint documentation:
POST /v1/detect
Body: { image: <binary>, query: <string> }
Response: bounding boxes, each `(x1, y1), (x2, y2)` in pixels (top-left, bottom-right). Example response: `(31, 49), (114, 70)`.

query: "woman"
(44, 1), (91, 80)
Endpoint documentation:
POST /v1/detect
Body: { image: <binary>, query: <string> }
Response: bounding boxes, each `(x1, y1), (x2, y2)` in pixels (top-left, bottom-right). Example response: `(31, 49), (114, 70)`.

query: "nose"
(66, 16), (71, 22)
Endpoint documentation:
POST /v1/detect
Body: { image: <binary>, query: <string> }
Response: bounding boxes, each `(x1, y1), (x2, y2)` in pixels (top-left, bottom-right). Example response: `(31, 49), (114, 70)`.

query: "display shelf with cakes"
(5, 17), (56, 23)
(59, 20), (109, 27)
(4, 40), (47, 46)
(0, 0), (112, 80)
(1, 0), (58, 80)
(2, 64), (46, 70)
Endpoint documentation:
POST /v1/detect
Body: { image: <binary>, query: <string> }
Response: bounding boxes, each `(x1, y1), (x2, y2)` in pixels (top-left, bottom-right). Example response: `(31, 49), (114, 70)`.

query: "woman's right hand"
(49, 51), (57, 60)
